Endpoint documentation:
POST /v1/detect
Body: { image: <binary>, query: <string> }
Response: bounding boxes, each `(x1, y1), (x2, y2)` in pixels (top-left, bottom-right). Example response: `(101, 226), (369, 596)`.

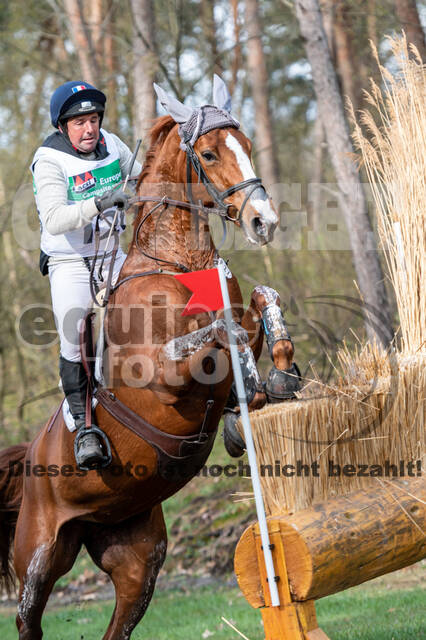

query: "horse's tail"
(0, 443), (28, 594)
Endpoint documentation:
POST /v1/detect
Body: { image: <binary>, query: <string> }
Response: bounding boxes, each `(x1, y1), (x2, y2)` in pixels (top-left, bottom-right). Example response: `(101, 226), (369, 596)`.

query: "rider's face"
(62, 113), (100, 152)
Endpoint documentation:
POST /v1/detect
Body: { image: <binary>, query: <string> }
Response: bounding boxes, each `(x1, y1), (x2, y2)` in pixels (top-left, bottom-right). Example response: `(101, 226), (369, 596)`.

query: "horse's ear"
(213, 74), (232, 112)
(153, 83), (193, 124)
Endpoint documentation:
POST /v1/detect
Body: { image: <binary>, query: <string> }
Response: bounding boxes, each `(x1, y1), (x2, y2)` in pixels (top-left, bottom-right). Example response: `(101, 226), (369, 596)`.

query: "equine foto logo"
(14, 289), (400, 452)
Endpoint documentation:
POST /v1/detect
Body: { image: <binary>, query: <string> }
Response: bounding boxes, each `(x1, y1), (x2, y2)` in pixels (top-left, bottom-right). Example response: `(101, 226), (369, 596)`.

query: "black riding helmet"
(50, 81), (106, 129)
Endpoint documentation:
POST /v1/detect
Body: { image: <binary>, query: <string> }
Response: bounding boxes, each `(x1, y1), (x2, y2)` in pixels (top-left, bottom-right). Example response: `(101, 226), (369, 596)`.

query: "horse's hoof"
(265, 363), (302, 403)
(223, 412), (245, 458)
(248, 390), (267, 412)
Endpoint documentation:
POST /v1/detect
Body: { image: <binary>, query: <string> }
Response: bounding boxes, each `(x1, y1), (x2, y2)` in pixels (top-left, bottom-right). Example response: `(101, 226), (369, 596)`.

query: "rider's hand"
(95, 189), (130, 212)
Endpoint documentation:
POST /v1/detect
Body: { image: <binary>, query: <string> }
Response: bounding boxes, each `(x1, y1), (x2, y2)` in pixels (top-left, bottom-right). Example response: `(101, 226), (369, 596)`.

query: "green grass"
(0, 578), (424, 640)
(1, 439), (424, 639)
(318, 584), (426, 640)
(0, 584), (260, 640)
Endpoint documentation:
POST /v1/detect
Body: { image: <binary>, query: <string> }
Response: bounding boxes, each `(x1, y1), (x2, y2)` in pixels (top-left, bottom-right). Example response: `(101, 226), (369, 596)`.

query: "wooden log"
(235, 477), (426, 605)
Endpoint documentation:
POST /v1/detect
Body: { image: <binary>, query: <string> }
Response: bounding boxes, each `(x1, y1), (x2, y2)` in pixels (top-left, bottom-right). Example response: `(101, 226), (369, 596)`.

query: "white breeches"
(48, 249), (127, 362)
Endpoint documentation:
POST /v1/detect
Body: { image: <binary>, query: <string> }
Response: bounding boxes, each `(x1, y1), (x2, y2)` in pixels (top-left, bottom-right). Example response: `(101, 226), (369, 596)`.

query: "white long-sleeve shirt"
(33, 133), (142, 236)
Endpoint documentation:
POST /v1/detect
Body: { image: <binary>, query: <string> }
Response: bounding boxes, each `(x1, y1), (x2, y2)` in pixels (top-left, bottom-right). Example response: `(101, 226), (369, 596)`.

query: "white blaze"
(225, 132), (278, 225)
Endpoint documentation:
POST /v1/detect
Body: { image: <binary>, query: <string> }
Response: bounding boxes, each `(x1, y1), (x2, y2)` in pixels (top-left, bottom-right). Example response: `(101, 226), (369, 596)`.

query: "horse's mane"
(139, 115), (177, 183)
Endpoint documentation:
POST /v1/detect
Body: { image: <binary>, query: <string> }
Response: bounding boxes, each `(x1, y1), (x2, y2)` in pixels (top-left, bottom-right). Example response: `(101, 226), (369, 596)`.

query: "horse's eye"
(201, 151), (217, 162)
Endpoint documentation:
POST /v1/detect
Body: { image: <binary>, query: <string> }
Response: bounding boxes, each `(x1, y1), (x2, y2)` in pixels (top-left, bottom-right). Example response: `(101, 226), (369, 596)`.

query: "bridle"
(129, 136), (265, 264)
(89, 129), (267, 306)
(184, 141), (263, 222)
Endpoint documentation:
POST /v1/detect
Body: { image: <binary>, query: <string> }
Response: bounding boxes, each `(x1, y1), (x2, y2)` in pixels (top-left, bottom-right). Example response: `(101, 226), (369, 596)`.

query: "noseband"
(184, 141), (263, 222)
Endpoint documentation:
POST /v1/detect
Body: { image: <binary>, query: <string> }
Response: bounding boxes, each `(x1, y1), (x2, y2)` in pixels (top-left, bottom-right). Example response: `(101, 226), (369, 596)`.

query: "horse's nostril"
(252, 217), (267, 237)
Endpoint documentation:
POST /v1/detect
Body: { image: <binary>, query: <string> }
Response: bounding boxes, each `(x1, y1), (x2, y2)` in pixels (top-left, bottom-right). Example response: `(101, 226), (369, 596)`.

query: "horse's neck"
(129, 206), (216, 271)
(128, 162), (216, 272)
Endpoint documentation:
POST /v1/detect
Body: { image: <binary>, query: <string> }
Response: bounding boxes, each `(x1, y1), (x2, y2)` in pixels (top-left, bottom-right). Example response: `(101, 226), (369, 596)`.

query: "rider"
(31, 80), (142, 469)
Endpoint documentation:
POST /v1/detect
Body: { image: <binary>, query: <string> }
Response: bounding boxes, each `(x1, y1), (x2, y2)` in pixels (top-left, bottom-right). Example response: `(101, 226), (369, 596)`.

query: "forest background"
(0, 0), (424, 444)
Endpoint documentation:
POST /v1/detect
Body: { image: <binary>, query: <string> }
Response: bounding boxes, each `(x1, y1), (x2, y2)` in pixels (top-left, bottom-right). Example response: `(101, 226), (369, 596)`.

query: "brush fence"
(237, 352), (424, 515)
(234, 352), (425, 638)
(234, 39), (426, 637)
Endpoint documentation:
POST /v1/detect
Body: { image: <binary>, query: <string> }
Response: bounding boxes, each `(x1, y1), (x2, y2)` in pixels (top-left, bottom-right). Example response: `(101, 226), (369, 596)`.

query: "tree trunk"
(201, 0), (223, 76)
(2, 232), (28, 422)
(129, 0), (157, 148)
(245, 0), (280, 187)
(90, 0), (103, 66)
(320, 0), (334, 54)
(367, 0), (378, 47)
(29, 21), (54, 143)
(310, 117), (325, 232)
(0, 346), (4, 431)
(294, 0), (393, 344)
(63, 0), (100, 83)
(105, 3), (118, 131)
(395, 0), (426, 61)
(333, 1), (362, 110)
(229, 0), (242, 96)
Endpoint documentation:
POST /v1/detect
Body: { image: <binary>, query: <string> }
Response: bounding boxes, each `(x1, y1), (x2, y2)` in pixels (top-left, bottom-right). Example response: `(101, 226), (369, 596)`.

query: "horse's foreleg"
(223, 285), (301, 457)
(84, 505), (167, 640)
(14, 509), (83, 640)
(246, 285), (301, 402)
(227, 319), (266, 412)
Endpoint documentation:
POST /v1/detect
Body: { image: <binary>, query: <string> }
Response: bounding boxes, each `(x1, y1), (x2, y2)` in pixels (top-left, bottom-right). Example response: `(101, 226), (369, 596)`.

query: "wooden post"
(253, 520), (330, 640)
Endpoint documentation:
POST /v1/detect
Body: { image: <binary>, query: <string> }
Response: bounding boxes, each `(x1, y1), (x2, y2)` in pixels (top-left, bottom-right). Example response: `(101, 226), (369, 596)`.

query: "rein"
(87, 213), (120, 308)
(83, 128), (263, 469)
(131, 195), (226, 272)
(89, 131), (266, 307)
(128, 147), (264, 274)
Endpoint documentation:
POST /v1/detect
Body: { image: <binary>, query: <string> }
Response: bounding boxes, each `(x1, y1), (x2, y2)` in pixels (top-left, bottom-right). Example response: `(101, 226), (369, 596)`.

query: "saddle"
(76, 307), (217, 481)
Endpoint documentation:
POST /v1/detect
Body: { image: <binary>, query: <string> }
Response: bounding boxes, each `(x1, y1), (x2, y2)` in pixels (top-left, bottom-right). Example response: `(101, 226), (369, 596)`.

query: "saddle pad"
(62, 396), (99, 433)
(62, 398), (77, 432)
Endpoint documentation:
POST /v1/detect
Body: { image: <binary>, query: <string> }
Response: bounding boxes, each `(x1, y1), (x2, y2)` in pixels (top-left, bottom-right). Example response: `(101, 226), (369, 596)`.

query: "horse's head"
(154, 76), (278, 246)
(191, 125), (277, 245)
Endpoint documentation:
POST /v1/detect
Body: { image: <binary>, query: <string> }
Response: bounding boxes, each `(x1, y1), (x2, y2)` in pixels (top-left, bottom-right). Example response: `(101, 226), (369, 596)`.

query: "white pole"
(217, 263), (280, 607)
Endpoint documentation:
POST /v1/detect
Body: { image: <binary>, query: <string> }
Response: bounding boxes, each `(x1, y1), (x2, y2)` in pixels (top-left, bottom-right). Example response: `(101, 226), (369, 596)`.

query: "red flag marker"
(174, 268), (224, 315)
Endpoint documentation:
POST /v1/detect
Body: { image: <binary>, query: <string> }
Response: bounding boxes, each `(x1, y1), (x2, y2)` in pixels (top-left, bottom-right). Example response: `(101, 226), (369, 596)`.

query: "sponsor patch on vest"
(67, 158), (121, 201)
(71, 171), (96, 194)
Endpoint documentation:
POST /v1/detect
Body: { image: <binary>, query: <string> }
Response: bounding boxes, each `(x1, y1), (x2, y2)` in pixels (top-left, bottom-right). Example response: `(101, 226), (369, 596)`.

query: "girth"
(95, 388), (216, 480)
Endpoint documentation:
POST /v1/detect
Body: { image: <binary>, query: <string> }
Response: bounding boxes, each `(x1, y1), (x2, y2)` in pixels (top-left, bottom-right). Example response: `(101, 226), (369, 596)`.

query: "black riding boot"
(59, 356), (104, 469)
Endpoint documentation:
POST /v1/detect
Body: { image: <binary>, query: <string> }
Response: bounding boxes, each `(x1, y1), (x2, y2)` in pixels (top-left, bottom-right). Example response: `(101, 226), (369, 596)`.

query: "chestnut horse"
(0, 83), (296, 639)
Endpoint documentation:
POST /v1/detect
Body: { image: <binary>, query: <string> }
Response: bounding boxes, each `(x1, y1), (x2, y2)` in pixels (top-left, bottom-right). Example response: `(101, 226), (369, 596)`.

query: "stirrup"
(74, 425), (112, 471)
